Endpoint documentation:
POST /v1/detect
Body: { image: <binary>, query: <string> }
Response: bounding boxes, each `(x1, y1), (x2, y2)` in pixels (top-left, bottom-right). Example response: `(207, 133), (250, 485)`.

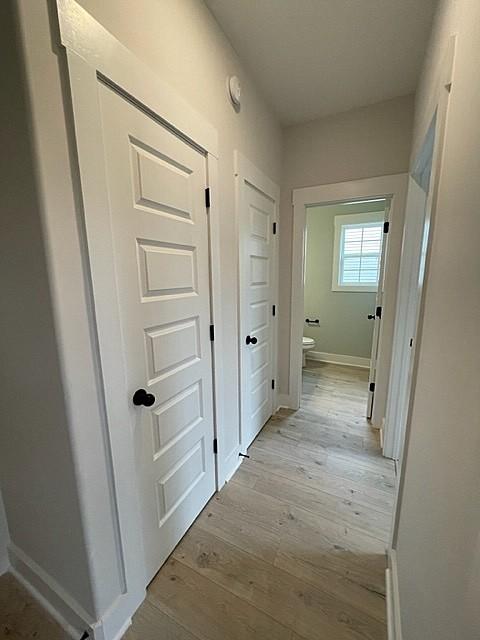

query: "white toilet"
(302, 336), (316, 366)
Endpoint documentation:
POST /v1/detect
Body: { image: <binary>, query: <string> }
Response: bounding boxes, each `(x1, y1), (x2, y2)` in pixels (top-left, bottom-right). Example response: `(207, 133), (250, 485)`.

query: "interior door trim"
(56, 0), (223, 628)
(57, 0), (218, 157)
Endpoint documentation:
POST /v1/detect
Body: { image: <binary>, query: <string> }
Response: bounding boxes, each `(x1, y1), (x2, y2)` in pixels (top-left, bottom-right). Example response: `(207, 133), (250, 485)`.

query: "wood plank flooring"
(130, 361), (395, 640)
(0, 572), (67, 639)
(0, 362), (395, 640)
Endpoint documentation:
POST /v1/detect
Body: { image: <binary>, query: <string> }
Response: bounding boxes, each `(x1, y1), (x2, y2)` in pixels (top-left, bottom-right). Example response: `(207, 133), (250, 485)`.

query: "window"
(332, 212), (384, 292)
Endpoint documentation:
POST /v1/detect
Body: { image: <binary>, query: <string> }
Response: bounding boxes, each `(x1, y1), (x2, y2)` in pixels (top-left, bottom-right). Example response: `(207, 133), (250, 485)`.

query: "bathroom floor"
(0, 362), (395, 640)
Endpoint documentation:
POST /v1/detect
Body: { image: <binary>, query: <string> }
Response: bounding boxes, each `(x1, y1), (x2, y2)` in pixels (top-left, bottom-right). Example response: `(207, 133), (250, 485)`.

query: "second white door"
(237, 156), (278, 451)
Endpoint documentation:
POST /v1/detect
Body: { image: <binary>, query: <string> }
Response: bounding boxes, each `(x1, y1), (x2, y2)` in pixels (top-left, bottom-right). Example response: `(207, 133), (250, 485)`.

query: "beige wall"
(279, 95), (414, 393)
(3, 0), (282, 629)
(393, 0), (480, 637)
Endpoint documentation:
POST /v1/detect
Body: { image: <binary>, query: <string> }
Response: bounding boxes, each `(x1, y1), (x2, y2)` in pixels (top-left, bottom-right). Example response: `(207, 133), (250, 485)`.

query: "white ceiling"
(205, 0), (438, 125)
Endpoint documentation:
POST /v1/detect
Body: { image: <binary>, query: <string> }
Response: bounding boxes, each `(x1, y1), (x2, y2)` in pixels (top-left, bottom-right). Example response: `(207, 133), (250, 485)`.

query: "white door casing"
(385, 49), (452, 464)
(290, 175), (408, 416)
(99, 84), (216, 583)
(367, 201), (391, 419)
(383, 179), (428, 458)
(236, 153), (279, 452)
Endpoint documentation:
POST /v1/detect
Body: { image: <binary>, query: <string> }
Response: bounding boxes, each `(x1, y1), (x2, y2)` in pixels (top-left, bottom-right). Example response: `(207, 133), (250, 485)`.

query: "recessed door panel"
(145, 318), (201, 383)
(131, 140), (194, 221)
(138, 241), (198, 298)
(152, 381), (203, 455)
(155, 439), (206, 523)
(250, 301), (268, 333)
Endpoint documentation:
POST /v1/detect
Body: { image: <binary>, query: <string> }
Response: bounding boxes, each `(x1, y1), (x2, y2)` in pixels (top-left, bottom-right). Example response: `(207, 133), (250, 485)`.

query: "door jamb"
(382, 154), (431, 460)
(235, 151), (280, 453)
(56, 0), (223, 629)
(289, 174), (408, 419)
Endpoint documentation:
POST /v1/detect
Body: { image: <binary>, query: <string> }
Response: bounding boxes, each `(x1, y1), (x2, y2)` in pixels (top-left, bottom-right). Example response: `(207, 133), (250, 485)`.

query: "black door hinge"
(271, 379), (275, 390)
(383, 221), (390, 234)
(205, 187), (211, 209)
(213, 438), (218, 454)
(376, 306), (382, 319)
(369, 382), (375, 392)
(273, 222), (277, 235)
(209, 325), (214, 341)
(272, 304), (276, 317)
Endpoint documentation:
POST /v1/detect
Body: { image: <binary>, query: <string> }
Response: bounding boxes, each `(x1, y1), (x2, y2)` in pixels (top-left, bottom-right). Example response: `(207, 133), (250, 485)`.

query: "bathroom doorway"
(289, 174), (408, 435)
(302, 198), (388, 417)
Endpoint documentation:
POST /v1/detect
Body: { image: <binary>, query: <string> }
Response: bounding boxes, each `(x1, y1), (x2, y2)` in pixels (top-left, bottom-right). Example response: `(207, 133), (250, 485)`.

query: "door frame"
(384, 40), (455, 464)
(289, 174), (408, 423)
(56, 0), (225, 626)
(235, 151), (280, 453)
(382, 170), (430, 459)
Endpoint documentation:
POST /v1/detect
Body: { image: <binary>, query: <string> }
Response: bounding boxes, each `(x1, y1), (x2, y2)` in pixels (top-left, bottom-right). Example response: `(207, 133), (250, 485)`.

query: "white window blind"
(332, 212), (384, 292)
(340, 222), (383, 286)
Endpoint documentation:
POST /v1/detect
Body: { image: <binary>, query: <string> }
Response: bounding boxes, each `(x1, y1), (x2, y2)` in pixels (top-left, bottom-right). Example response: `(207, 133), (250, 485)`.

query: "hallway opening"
(302, 198), (388, 419)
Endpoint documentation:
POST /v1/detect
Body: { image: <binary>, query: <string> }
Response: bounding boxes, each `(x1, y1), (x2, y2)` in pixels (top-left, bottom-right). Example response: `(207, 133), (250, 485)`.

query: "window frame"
(332, 212), (384, 292)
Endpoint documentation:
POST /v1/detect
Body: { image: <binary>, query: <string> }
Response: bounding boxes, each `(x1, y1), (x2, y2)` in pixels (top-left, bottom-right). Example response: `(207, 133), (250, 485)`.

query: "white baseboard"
(307, 350), (370, 369)
(9, 543), (91, 638)
(8, 543), (139, 640)
(109, 617), (132, 640)
(0, 549), (9, 576)
(386, 549), (402, 640)
(224, 454), (244, 484)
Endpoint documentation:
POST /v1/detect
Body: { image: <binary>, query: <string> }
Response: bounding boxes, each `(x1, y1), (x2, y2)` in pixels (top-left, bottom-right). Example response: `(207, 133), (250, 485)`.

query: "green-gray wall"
(304, 201), (386, 358)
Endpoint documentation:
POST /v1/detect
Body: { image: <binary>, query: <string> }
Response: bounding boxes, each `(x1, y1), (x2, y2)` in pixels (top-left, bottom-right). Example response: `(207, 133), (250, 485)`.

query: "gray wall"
(1, 0), (97, 613)
(304, 201), (385, 358)
(279, 95), (415, 393)
(394, 0), (480, 637)
(0, 490), (9, 575)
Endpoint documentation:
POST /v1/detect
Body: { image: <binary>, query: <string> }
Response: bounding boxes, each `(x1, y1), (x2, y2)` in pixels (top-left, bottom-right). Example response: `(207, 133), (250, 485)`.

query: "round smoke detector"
(228, 75), (241, 107)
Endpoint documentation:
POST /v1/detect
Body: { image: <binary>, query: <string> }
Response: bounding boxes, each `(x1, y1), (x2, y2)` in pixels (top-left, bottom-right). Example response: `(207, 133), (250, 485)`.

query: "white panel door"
(99, 84), (215, 583)
(366, 201), (391, 420)
(367, 202), (390, 420)
(239, 181), (276, 450)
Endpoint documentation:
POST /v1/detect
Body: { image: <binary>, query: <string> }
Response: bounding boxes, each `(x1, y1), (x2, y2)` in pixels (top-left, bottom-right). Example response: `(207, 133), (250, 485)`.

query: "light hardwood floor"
(0, 362), (395, 640)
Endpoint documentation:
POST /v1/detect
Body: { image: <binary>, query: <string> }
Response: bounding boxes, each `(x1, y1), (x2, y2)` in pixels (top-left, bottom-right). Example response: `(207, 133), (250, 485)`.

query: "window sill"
(331, 285), (378, 293)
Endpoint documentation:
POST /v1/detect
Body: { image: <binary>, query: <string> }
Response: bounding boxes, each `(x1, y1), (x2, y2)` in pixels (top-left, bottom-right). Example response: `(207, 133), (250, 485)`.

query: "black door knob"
(246, 335), (258, 345)
(132, 388), (156, 407)
(367, 314), (375, 320)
